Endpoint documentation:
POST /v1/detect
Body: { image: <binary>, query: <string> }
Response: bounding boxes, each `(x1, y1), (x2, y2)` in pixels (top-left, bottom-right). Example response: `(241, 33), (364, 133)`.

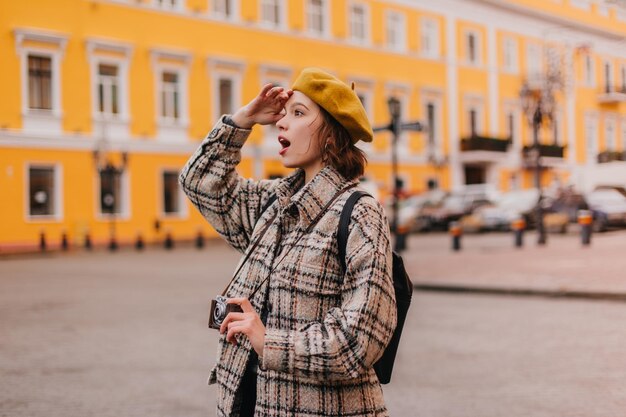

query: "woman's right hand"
(231, 84), (293, 129)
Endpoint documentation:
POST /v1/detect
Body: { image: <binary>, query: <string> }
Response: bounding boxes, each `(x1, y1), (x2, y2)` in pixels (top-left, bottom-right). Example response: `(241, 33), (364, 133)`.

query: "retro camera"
(208, 295), (243, 330)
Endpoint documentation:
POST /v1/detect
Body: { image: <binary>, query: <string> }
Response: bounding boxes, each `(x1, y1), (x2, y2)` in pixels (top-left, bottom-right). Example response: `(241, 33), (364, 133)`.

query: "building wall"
(1, 0), (626, 250)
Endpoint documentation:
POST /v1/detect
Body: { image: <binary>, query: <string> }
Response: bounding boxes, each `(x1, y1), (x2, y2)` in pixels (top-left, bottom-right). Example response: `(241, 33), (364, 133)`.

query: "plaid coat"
(179, 117), (397, 417)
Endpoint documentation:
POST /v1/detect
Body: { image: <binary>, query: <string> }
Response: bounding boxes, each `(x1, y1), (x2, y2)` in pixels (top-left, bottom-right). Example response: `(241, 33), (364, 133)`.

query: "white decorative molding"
(14, 28), (69, 55)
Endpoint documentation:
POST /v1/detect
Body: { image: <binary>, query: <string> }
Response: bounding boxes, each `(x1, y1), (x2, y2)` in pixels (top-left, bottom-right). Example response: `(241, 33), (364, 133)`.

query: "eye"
(294, 109), (303, 116)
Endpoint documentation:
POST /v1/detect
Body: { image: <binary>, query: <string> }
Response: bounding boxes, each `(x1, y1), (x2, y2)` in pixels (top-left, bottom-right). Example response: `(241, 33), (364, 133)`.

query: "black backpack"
(337, 190), (413, 384)
(260, 190), (413, 384)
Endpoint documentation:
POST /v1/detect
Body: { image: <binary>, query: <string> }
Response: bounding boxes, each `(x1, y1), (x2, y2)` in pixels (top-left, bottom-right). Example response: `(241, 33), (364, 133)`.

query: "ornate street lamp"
(93, 146), (128, 251)
(520, 82), (547, 245)
(373, 97), (426, 252)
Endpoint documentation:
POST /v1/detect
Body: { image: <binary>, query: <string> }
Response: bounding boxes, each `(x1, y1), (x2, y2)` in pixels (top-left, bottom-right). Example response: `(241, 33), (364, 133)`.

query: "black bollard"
(84, 233), (92, 250)
(578, 210), (592, 246)
(394, 226), (408, 252)
(39, 231), (46, 252)
(195, 230), (204, 249)
(449, 221), (462, 252)
(164, 232), (174, 250)
(135, 234), (145, 251)
(61, 232), (69, 251)
(511, 217), (526, 249)
(109, 236), (118, 251)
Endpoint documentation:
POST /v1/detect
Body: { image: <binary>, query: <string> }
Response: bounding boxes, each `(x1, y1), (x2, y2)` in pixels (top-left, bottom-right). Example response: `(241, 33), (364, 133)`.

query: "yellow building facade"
(1, 0), (626, 251)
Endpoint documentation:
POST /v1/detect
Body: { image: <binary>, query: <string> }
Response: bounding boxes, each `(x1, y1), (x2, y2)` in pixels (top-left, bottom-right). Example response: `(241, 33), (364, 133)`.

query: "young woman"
(179, 68), (397, 417)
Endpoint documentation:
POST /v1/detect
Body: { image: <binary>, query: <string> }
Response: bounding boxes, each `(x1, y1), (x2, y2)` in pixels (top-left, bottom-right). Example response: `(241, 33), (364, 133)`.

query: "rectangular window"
(604, 61), (613, 93)
(621, 65), (626, 92)
(420, 17), (439, 58)
(553, 112), (561, 145)
(307, 0), (325, 35)
(219, 78), (234, 116)
(97, 64), (119, 115)
(29, 167), (56, 216)
(470, 109), (477, 136)
(503, 37), (518, 73)
(28, 55), (52, 110)
(100, 168), (122, 215)
(261, 0), (281, 26)
(584, 54), (595, 87)
(386, 11), (406, 51)
(526, 43), (542, 76)
(427, 103), (436, 146)
(605, 118), (616, 150)
(163, 171), (181, 214)
(161, 71), (180, 120)
(155, 0), (182, 10)
(213, 0), (232, 16)
(465, 31), (482, 65)
(585, 116), (598, 160)
(507, 112), (515, 141)
(350, 3), (367, 42)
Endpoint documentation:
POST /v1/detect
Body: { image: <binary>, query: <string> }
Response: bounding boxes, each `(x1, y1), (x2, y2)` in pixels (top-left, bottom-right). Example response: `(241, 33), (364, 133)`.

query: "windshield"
(588, 191), (625, 205)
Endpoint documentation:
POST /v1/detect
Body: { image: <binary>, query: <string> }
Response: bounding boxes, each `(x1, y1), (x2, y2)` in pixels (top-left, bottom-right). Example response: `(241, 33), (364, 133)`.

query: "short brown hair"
(317, 108), (368, 180)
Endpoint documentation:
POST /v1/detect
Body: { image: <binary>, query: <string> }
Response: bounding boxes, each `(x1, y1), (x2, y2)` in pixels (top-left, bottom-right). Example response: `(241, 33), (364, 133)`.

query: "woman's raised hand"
(231, 84), (293, 129)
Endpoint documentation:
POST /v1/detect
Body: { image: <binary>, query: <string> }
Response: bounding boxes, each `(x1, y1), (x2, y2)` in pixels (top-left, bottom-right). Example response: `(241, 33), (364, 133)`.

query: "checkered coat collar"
(274, 165), (359, 229)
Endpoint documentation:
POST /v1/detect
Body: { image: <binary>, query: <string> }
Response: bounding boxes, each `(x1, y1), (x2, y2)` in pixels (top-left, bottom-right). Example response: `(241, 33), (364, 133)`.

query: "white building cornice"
(86, 37), (134, 58)
(14, 27), (69, 55)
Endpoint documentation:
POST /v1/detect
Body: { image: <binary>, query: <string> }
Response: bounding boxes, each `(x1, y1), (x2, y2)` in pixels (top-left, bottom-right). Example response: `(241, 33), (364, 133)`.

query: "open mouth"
(278, 136), (290, 155)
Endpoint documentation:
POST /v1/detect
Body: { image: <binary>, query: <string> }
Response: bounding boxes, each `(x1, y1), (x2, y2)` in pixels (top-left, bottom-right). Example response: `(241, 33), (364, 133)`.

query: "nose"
(275, 112), (287, 130)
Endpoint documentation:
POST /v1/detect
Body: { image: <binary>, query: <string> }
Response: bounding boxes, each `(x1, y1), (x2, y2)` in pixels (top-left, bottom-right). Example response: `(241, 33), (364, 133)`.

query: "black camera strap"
(220, 183), (355, 301)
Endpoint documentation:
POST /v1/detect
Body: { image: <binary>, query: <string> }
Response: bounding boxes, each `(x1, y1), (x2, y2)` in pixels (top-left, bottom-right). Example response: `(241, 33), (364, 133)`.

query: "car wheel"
(593, 218), (607, 233)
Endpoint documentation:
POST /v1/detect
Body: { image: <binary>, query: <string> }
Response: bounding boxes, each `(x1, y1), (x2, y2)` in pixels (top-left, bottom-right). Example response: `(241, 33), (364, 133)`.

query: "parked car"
(543, 188), (590, 234)
(417, 187), (495, 231)
(395, 190), (448, 232)
(586, 189), (626, 231)
(461, 189), (540, 232)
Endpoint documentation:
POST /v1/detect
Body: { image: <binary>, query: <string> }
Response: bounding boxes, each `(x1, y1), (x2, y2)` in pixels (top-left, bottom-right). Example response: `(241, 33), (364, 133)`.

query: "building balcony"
(597, 85), (626, 103)
(598, 150), (626, 163)
(522, 144), (565, 159)
(461, 135), (512, 152)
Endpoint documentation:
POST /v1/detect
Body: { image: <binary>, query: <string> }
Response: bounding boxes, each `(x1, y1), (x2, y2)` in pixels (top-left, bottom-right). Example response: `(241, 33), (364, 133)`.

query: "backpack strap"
(338, 190), (372, 272)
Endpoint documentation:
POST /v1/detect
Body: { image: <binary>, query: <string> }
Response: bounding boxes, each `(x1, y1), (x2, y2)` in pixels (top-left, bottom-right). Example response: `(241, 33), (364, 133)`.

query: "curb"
(414, 282), (626, 303)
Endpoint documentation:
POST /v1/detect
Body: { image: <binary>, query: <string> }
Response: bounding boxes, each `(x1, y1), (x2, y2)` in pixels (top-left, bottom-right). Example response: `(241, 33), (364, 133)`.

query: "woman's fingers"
(259, 83), (274, 97)
(219, 311), (246, 334)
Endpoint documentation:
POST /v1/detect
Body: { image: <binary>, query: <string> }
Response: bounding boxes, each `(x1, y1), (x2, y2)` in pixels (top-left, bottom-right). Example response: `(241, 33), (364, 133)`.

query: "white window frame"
(385, 10), (406, 52)
(420, 16), (440, 59)
(306, 0), (331, 38)
(211, 0), (239, 21)
(159, 168), (188, 218)
(604, 115), (617, 150)
(602, 59), (613, 93)
(87, 39), (133, 142)
(502, 36), (518, 74)
(94, 167), (131, 220)
(526, 41), (542, 78)
(153, 0), (185, 12)
(464, 95), (485, 137)
(14, 28), (68, 135)
(464, 29), (482, 66)
(348, 1), (369, 45)
(151, 48), (191, 142)
(25, 163), (63, 222)
(570, 0), (591, 10)
(583, 53), (596, 88)
(422, 89), (444, 160)
(503, 100), (521, 149)
(259, 0), (287, 29)
(584, 113), (599, 164)
(208, 57), (245, 125)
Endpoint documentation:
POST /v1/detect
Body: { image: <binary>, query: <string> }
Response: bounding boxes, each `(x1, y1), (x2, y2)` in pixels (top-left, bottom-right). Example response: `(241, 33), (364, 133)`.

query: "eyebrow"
(288, 101), (310, 111)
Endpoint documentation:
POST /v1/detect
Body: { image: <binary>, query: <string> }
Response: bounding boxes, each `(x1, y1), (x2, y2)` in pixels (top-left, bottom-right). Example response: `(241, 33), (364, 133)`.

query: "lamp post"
(373, 97), (426, 252)
(93, 117), (128, 251)
(520, 83), (548, 245)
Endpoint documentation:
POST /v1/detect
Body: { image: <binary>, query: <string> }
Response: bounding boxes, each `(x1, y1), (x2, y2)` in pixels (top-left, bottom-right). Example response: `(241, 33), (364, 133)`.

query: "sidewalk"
(402, 228), (626, 300)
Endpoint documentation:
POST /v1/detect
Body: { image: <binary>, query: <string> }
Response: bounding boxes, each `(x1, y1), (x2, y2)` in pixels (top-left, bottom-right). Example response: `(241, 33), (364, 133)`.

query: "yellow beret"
(292, 68), (373, 144)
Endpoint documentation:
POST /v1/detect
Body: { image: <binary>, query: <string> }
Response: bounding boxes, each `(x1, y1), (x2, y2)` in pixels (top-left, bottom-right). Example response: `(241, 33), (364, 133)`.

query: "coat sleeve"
(178, 116), (277, 253)
(261, 197), (397, 381)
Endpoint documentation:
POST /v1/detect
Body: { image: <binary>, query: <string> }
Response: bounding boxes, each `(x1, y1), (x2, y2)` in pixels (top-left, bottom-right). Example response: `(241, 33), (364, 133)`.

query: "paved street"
(2, 232), (626, 417)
